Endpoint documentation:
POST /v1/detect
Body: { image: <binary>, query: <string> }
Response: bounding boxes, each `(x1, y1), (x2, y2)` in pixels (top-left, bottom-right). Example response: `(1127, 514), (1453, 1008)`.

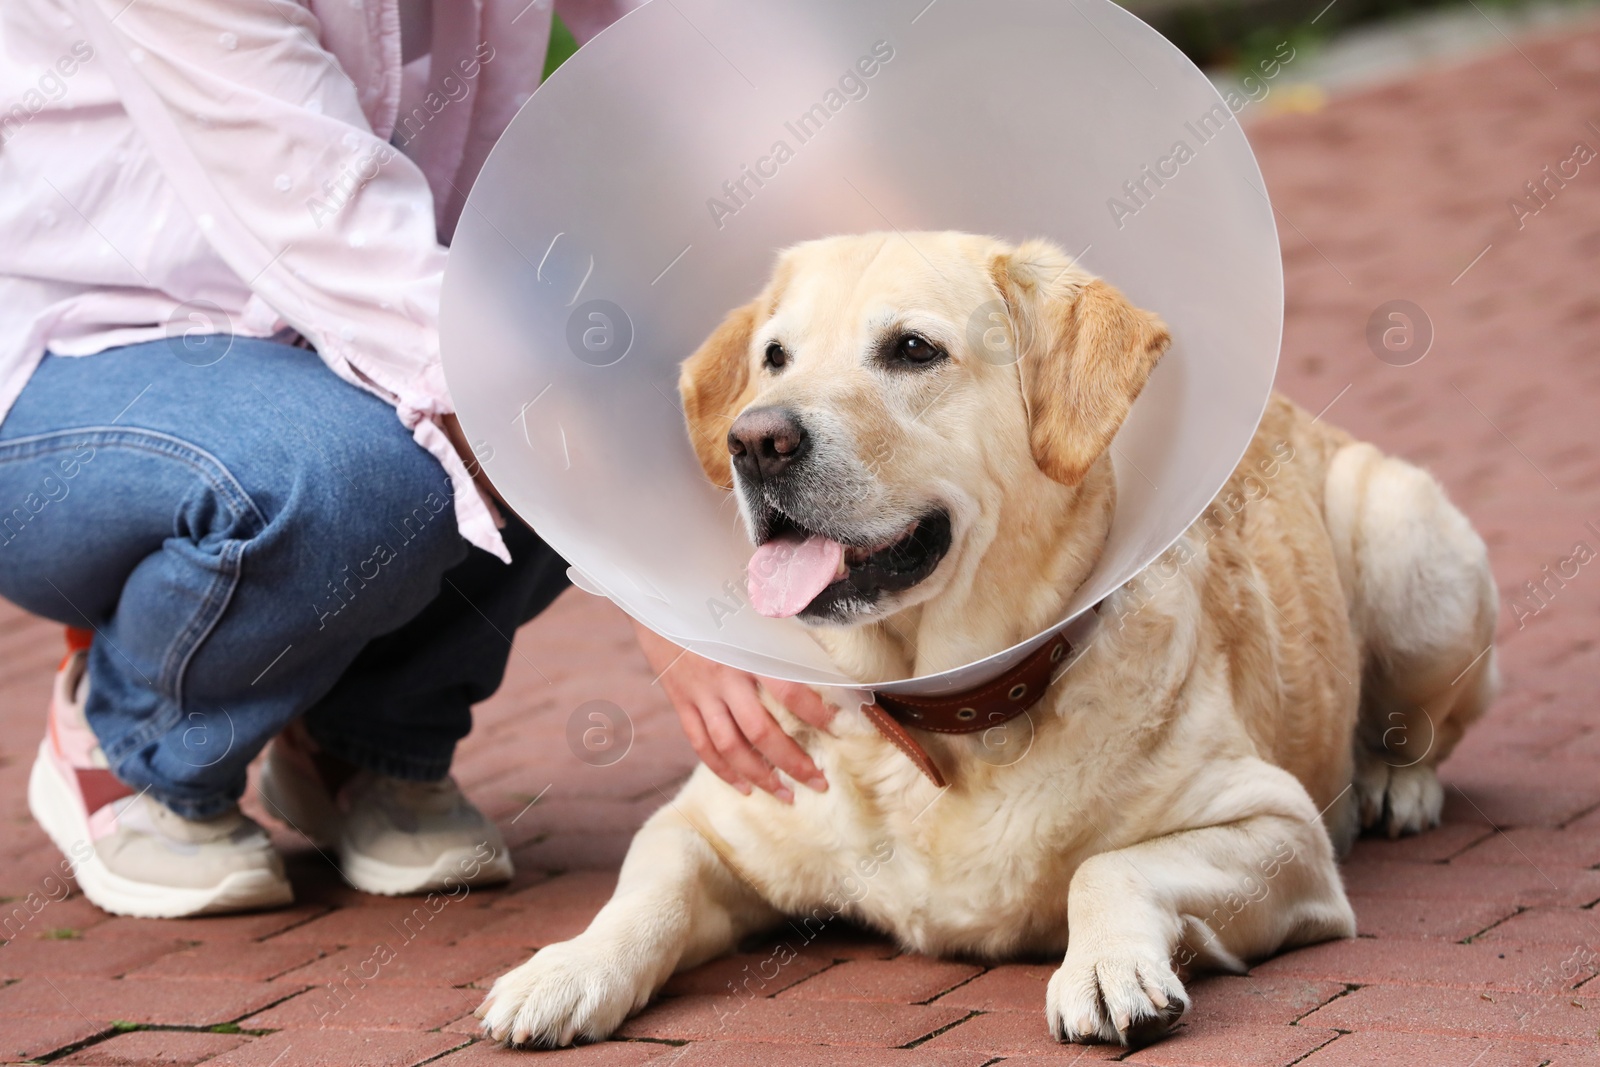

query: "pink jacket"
(0, 0), (639, 561)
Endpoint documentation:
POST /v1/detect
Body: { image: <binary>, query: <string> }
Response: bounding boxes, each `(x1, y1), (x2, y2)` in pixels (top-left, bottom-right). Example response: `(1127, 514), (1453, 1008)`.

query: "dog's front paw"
(1046, 943), (1188, 1048)
(477, 939), (653, 1048)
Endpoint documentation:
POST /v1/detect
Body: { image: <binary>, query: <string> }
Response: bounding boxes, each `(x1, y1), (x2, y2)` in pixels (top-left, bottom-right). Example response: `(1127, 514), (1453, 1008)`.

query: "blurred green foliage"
(544, 13), (580, 81)
(1165, 0), (1594, 71)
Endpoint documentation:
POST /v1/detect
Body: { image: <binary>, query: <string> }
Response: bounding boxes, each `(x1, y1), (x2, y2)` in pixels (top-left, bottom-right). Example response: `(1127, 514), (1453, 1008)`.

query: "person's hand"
(633, 620), (835, 802)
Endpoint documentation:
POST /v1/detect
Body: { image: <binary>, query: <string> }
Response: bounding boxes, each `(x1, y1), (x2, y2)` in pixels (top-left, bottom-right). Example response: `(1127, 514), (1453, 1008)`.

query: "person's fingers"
(763, 678), (838, 733)
(726, 688), (823, 797)
(700, 700), (786, 798)
(671, 700), (750, 794)
(640, 627), (827, 801)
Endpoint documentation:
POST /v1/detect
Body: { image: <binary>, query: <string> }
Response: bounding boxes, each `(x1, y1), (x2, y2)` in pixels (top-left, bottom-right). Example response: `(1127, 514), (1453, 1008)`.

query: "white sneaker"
(258, 721), (513, 896)
(28, 632), (294, 918)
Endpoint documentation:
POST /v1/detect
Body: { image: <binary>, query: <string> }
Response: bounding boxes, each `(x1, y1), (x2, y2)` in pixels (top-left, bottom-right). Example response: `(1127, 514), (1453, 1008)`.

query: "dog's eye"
(894, 334), (944, 366)
(764, 342), (788, 370)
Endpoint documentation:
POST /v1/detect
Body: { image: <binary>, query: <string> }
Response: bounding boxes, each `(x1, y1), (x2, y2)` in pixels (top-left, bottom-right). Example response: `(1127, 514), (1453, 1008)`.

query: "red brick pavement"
(4, 20), (1600, 1066)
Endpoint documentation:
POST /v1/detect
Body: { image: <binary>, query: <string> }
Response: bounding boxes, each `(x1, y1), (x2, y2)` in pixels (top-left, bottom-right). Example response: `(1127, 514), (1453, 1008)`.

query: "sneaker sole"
(28, 742), (294, 919)
(340, 845), (514, 897)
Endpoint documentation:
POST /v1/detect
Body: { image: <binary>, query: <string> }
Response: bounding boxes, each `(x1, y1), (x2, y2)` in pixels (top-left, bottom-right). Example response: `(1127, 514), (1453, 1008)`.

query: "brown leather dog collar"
(861, 615), (1096, 788)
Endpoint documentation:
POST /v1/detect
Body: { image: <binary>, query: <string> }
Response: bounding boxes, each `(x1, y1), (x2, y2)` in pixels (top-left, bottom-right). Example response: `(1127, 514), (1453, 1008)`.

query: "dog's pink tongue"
(747, 533), (845, 618)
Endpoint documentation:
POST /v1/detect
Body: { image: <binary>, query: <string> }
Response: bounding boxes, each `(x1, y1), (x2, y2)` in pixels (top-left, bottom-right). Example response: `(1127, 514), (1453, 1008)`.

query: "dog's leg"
(478, 791), (780, 1047)
(1049, 794), (1354, 1047)
(1324, 443), (1499, 838)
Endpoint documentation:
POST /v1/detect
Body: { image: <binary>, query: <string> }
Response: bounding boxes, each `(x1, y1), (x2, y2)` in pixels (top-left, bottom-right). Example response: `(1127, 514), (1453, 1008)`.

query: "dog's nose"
(727, 407), (809, 481)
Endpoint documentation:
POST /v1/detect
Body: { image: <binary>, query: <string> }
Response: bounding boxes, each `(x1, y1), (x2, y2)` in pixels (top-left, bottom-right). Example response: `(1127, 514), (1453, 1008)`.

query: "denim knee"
(0, 340), (488, 817)
(266, 425), (471, 643)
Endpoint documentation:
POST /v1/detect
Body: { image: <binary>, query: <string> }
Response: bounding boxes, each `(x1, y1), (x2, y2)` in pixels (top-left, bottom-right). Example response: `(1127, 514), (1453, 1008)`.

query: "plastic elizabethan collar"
(440, 0), (1283, 696)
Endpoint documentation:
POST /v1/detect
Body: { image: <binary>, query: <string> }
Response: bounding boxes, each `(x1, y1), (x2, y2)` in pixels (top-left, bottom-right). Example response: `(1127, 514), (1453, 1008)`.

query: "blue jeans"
(0, 338), (569, 818)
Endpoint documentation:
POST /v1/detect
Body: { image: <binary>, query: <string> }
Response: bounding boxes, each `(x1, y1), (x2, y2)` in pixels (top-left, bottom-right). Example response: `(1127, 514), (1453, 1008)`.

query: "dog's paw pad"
(1047, 948), (1188, 1047)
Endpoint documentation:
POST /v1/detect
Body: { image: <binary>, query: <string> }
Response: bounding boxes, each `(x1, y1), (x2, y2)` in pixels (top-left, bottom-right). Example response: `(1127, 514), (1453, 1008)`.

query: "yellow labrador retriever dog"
(480, 232), (1497, 1048)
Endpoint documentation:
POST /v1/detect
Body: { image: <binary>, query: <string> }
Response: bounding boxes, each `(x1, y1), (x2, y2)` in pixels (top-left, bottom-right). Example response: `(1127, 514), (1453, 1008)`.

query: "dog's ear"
(679, 297), (763, 490)
(990, 239), (1170, 486)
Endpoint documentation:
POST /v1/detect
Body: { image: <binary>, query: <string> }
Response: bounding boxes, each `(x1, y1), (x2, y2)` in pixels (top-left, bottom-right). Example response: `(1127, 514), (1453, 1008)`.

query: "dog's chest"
(791, 736), (1108, 957)
(766, 632), (1188, 957)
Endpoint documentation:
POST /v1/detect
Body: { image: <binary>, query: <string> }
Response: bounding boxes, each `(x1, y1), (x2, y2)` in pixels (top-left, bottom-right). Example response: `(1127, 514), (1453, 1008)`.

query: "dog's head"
(680, 232), (1168, 628)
